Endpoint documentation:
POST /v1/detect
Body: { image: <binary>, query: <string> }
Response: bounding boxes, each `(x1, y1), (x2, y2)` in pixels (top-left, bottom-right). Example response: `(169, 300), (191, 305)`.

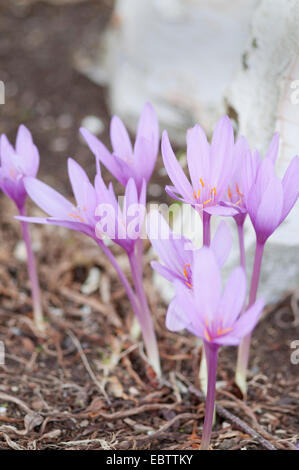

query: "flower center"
(204, 317), (233, 342)
(192, 178), (217, 206)
(68, 205), (87, 223)
(227, 183), (244, 206)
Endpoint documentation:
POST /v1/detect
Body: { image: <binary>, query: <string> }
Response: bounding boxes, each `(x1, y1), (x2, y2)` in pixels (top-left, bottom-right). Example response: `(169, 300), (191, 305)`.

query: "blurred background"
(1, 0), (299, 302)
(0, 0), (114, 193)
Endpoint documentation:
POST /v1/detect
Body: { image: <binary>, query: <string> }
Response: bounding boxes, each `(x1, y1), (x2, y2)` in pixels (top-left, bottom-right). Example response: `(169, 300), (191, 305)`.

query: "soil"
(0, 0), (298, 451)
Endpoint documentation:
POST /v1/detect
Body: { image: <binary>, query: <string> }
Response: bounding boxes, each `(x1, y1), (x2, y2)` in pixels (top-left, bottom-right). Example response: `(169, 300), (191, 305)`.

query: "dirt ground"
(0, 0), (298, 451)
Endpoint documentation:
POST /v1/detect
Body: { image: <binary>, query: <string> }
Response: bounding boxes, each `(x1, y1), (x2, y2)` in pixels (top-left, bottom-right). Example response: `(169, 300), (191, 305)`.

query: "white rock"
(81, 115), (104, 136)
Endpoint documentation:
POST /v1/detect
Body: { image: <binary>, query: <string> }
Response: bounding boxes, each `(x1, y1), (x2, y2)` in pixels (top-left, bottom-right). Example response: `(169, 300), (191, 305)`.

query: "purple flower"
(247, 154), (299, 244)
(221, 133), (280, 223)
(0, 125), (40, 209)
(147, 211), (232, 288)
(80, 103), (159, 193)
(94, 171), (146, 254)
(17, 158), (146, 254)
(161, 116), (236, 215)
(166, 247), (264, 346)
(18, 158), (98, 238)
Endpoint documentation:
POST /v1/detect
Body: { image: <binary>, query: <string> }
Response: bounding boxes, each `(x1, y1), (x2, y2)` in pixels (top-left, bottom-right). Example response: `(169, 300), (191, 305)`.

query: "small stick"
(189, 386), (277, 451)
(67, 329), (109, 403)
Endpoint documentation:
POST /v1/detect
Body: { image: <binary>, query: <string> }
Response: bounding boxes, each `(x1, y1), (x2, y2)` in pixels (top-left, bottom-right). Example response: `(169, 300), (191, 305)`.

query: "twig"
(134, 412), (199, 442)
(67, 329), (109, 403)
(189, 386), (277, 451)
(99, 403), (177, 420)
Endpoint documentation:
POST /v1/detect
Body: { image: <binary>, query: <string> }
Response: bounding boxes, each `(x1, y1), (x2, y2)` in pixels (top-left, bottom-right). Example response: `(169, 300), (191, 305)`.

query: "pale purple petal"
(110, 115), (133, 161)
(253, 176), (284, 242)
(15, 125), (39, 176)
(210, 221), (232, 267)
(24, 177), (73, 217)
(280, 155), (299, 223)
(232, 298), (265, 339)
(161, 131), (193, 201)
(186, 124), (210, 189)
(193, 247), (222, 322)
(133, 135), (157, 185)
(136, 102), (159, 157)
(210, 116), (234, 189)
(265, 133), (279, 165)
(219, 266), (246, 327)
(80, 127), (127, 184)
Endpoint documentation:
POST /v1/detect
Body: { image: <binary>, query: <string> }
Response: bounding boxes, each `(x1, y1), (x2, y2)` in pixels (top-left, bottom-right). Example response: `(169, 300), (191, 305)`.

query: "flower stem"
(129, 243), (161, 377)
(200, 342), (219, 450)
(203, 211), (211, 247)
(235, 240), (265, 397)
(98, 240), (161, 377)
(19, 205), (44, 332)
(236, 219), (246, 270)
(199, 211), (211, 394)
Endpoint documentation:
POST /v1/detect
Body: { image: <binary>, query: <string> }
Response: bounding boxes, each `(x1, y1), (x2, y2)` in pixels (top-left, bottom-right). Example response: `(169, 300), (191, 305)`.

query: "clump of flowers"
(0, 125), (44, 331)
(2, 105), (299, 450)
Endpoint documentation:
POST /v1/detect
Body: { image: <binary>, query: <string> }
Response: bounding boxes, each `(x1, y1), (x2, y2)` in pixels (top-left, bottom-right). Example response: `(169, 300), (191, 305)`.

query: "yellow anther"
(203, 198), (212, 205)
(183, 263), (191, 280)
(227, 186), (232, 200)
(68, 212), (85, 223)
(200, 178), (205, 188)
(236, 184), (244, 197)
(216, 326), (233, 337)
(210, 187), (217, 197)
(204, 329), (212, 342)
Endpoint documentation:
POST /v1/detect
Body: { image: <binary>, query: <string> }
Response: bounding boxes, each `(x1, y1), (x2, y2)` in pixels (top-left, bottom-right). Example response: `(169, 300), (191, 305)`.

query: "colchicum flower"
(166, 247), (264, 449)
(0, 125), (39, 209)
(247, 154), (299, 245)
(161, 116), (236, 216)
(0, 125), (43, 331)
(18, 157), (161, 376)
(147, 210), (232, 288)
(80, 103), (159, 193)
(235, 150), (299, 395)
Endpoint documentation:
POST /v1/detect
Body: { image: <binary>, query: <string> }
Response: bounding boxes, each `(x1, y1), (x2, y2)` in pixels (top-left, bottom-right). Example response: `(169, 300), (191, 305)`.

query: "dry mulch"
(0, 197), (298, 451)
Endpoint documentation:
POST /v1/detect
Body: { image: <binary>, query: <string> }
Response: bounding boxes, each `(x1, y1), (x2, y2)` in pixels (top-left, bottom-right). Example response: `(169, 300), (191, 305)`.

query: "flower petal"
(15, 125), (39, 176)
(265, 133), (279, 165)
(136, 102), (159, 157)
(193, 247), (222, 322)
(253, 175), (284, 242)
(219, 266), (246, 327)
(280, 155), (299, 223)
(210, 221), (232, 267)
(23, 177), (73, 217)
(110, 115), (133, 161)
(161, 131), (193, 201)
(186, 124), (210, 189)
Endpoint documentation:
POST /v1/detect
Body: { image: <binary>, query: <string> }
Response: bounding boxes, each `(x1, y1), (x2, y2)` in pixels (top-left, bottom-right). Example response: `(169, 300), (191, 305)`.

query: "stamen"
(210, 187), (217, 197)
(236, 184), (244, 197)
(204, 329), (212, 342)
(9, 168), (16, 179)
(200, 178), (205, 188)
(216, 326), (233, 336)
(68, 212), (85, 223)
(183, 263), (191, 280)
(228, 186), (232, 200)
(203, 198), (212, 205)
